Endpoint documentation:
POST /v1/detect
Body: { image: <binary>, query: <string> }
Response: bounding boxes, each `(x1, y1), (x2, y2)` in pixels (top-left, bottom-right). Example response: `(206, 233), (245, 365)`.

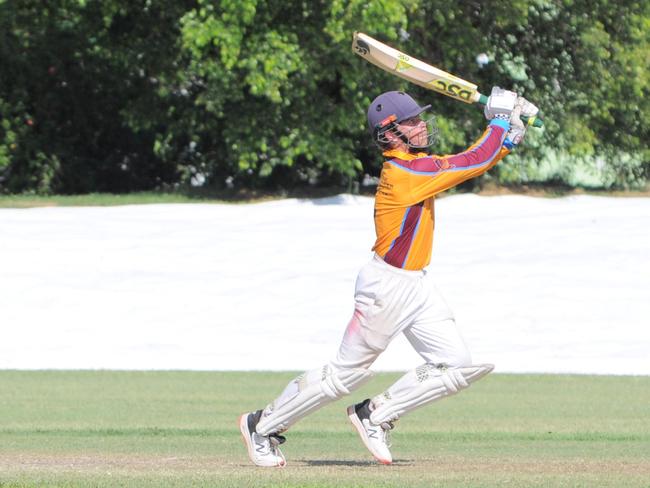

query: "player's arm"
(406, 87), (529, 199)
(405, 119), (510, 200)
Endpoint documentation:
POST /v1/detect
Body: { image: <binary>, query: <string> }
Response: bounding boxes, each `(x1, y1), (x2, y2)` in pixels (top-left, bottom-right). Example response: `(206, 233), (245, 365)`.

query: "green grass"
(0, 188), (352, 207)
(0, 189), (357, 208)
(0, 192), (220, 208)
(0, 371), (648, 487)
(1, 187), (648, 208)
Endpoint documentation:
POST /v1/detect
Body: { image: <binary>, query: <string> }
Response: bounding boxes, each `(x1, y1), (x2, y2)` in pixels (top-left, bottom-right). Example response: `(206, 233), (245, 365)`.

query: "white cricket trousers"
(253, 254), (475, 437)
(332, 254), (471, 370)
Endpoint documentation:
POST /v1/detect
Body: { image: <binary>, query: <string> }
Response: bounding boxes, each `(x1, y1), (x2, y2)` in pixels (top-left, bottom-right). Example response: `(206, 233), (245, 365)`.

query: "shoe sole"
(347, 405), (392, 465)
(238, 413), (286, 468)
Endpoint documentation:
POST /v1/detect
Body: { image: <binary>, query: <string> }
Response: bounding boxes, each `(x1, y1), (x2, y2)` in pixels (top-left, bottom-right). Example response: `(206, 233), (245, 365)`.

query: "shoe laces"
(269, 434), (286, 455)
(269, 434), (286, 446)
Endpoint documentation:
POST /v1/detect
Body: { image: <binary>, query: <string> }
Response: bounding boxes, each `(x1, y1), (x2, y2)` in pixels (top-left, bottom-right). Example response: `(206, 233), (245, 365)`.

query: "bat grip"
(526, 115), (544, 128)
(478, 93), (544, 128)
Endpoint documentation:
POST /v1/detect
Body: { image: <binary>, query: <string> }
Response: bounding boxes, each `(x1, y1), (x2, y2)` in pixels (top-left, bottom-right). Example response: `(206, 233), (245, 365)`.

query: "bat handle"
(478, 93), (544, 128)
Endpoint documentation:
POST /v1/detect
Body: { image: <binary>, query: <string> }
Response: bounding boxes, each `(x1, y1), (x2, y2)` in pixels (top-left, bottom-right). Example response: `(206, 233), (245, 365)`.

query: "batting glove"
(484, 86), (518, 121)
(518, 97), (540, 119)
(503, 97), (540, 149)
(504, 103), (525, 149)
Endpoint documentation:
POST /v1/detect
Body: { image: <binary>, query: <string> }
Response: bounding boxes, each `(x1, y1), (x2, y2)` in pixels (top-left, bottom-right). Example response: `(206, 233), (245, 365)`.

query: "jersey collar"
(382, 149), (429, 160)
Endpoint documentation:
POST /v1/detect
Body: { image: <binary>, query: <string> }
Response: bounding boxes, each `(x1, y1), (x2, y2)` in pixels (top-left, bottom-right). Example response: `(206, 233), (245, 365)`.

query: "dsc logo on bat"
(429, 80), (473, 102)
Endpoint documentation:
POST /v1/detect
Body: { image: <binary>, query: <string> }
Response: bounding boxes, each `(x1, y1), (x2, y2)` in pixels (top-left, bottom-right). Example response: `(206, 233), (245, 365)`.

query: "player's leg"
(368, 356), (493, 425)
(239, 324), (378, 468)
(348, 276), (492, 462)
(336, 305), (398, 465)
(255, 363), (373, 436)
(240, 258), (396, 467)
(247, 261), (391, 436)
(366, 280), (493, 426)
(345, 257), (428, 464)
(239, 361), (372, 467)
(238, 410), (287, 467)
(348, 328), (491, 463)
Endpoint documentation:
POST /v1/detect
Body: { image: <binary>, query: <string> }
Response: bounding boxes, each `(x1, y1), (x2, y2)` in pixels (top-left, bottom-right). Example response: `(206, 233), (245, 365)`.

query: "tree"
(0, 0), (647, 194)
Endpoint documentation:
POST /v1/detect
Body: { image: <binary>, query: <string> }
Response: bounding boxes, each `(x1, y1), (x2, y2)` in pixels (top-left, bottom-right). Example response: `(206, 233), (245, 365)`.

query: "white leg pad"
(369, 363), (494, 425)
(256, 364), (373, 436)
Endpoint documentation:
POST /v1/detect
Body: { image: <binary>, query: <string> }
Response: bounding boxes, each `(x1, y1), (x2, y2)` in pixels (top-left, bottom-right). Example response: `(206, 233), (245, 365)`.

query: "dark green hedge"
(1, 0), (648, 194)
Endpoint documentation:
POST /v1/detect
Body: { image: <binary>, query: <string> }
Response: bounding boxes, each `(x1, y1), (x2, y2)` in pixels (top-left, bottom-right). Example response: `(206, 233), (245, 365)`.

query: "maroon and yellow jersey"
(373, 119), (511, 271)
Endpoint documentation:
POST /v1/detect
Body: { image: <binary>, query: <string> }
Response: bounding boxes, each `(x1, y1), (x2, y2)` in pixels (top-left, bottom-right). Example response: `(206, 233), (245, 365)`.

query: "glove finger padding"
(484, 86), (518, 120)
(505, 104), (526, 147)
(517, 97), (539, 118)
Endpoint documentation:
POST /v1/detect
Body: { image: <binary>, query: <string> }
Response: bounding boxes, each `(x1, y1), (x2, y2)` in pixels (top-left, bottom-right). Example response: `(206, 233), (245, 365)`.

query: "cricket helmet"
(367, 91), (436, 150)
(367, 91), (430, 133)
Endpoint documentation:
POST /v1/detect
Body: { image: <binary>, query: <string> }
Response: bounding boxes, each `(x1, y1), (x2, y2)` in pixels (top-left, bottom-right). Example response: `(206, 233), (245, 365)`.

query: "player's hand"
(484, 86), (518, 121)
(504, 103), (526, 148)
(505, 97), (539, 148)
(517, 97), (539, 119)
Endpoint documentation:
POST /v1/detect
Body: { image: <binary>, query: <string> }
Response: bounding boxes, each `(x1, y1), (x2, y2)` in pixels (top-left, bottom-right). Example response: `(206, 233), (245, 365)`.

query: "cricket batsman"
(239, 87), (539, 467)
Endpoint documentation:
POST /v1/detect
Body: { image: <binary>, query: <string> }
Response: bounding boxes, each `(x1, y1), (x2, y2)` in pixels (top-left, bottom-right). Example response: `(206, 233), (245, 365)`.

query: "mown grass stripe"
(1, 428), (647, 442)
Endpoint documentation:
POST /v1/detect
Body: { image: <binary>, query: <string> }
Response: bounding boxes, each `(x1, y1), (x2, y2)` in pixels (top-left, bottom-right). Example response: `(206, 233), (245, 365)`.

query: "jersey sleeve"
(406, 119), (511, 201)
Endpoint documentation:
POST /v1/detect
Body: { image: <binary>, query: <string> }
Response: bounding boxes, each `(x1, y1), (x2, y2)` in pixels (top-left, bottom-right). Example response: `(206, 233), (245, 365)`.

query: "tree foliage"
(0, 0), (647, 194)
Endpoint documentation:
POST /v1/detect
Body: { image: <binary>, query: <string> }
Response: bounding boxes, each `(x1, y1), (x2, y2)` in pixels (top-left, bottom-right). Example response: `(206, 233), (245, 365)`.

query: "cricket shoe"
(239, 410), (287, 467)
(347, 399), (394, 464)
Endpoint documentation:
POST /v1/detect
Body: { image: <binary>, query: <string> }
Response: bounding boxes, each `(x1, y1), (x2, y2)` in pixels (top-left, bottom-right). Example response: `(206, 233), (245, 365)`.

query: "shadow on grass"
(302, 459), (414, 467)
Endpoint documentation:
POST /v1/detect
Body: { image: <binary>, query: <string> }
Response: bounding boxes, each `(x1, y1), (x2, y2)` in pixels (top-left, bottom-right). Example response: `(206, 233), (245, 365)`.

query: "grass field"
(1, 187), (648, 208)
(0, 371), (648, 487)
(0, 192), (214, 208)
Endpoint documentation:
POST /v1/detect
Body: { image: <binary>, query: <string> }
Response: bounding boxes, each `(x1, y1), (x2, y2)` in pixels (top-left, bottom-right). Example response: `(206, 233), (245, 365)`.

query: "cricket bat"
(352, 32), (543, 128)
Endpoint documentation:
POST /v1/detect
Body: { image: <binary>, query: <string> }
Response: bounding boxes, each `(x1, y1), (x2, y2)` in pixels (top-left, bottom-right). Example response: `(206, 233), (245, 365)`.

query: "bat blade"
(352, 32), (481, 105)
